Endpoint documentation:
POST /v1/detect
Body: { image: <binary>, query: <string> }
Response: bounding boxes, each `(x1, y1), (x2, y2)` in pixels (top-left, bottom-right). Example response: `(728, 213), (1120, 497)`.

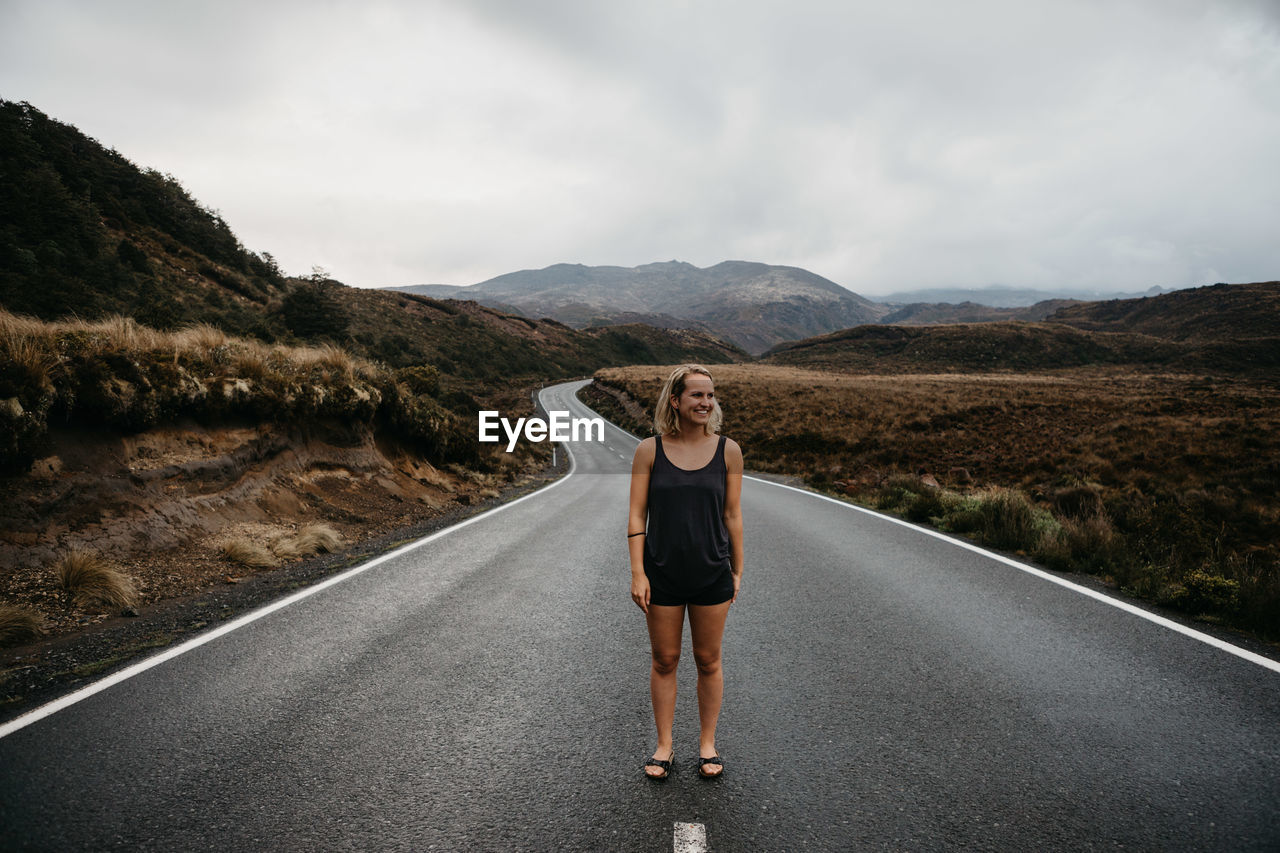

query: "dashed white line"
(674, 822), (707, 853)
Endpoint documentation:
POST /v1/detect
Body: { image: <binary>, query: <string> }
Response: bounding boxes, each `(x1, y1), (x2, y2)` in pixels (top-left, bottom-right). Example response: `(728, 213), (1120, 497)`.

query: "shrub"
(905, 488), (950, 523)
(1059, 512), (1120, 572)
(55, 550), (138, 611)
(220, 539), (279, 569)
(874, 474), (921, 512)
(1235, 564), (1280, 638)
(1051, 483), (1105, 520)
(975, 488), (1060, 553)
(0, 604), (43, 647)
(280, 282), (349, 341)
(939, 495), (986, 534)
(396, 364), (440, 397)
(1167, 570), (1240, 616)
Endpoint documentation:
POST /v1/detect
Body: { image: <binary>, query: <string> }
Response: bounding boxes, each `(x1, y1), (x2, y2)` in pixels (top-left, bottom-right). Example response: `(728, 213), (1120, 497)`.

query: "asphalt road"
(1, 379), (1277, 851)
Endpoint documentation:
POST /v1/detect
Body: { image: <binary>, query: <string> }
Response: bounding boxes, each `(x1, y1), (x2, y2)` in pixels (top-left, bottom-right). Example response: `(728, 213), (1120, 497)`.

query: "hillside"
(389, 260), (889, 355)
(1047, 281), (1280, 341)
(874, 284), (1169, 308)
(879, 298), (1078, 325)
(0, 100), (287, 338)
(765, 282), (1280, 375)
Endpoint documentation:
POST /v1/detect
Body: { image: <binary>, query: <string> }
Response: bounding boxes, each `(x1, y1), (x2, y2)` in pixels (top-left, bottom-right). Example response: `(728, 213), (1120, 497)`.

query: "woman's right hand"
(631, 572), (651, 614)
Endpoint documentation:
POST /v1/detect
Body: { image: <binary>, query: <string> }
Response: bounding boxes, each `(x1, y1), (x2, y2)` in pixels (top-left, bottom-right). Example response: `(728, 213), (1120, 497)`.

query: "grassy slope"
(764, 282), (1280, 376)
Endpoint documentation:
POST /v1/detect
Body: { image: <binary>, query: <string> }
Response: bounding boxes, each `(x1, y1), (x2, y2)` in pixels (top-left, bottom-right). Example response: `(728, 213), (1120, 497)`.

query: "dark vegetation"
(0, 100), (287, 336)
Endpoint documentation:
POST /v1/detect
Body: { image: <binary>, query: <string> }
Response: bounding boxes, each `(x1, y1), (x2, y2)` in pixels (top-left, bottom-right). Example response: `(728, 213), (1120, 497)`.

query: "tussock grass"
(269, 524), (342, 561)
(293, 343), (360, 381)
(55, 550), (139, 611)
(171, 322), (229, 353)
(0, 333), (56, 389)
(294, 523), (342, 554)
(0, 604), (43, 647)
(0, 307), (480, 473)
(219, 539), (280, 569)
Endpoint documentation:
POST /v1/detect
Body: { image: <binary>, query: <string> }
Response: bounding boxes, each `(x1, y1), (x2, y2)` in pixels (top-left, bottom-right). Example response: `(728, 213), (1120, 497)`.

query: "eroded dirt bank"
(0, 418), (559, 719)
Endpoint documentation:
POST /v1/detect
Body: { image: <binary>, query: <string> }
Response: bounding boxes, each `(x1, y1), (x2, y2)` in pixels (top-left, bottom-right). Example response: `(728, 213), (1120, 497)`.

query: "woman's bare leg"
(688, 600), (731, 773)
(645, 604), (685, 775)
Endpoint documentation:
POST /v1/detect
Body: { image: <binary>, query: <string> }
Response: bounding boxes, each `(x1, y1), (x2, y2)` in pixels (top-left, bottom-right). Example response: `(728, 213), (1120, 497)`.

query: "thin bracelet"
(627, 531), (645, 538)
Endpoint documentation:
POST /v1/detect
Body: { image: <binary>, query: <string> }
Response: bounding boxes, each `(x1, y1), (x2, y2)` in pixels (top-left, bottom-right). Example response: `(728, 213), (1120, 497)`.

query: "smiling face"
(653, 364), (722, 437)
(672, 374), (715, 430)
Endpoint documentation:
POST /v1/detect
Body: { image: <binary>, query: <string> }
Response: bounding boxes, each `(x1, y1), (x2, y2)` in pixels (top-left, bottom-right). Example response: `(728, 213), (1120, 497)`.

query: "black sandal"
(644, 752), (674, 780)
(698, 755), (724, 778)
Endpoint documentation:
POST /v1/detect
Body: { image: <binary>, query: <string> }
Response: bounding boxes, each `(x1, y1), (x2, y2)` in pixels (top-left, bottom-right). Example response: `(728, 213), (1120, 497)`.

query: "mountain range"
(387, 261), (889, 355)
(387, 267), (1203, 355)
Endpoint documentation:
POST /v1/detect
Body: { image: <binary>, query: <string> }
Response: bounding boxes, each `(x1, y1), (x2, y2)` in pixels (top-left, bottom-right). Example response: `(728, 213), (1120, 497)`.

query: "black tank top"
(643, 435), (731, 593)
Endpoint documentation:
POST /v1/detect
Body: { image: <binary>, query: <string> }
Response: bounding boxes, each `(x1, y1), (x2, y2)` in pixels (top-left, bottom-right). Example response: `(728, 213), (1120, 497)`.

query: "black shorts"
(647, 568), (734, 607)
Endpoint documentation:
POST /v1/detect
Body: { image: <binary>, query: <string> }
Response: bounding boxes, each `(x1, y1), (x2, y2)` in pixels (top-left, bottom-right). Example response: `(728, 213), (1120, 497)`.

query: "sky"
(2, 0), (1278, 296)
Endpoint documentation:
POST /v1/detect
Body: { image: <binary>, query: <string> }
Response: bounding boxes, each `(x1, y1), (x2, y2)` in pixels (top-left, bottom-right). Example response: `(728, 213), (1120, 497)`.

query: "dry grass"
(0, 604), (43, 647)
(55, 550), (139, 611)
(593, 363), (1280, 636)
(219, 539), (280, 569)
(171, 322), (229, 354)
(269, 524), (342, 561)
(0, 307), (378, 379)
(295, 524), (342, 554)
(293, 343), (363, 381)
(0, 307), (427, 473)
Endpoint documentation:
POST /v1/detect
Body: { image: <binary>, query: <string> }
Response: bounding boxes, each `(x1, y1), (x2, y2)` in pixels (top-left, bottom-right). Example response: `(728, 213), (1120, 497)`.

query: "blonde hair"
(653, 364), (722, 437)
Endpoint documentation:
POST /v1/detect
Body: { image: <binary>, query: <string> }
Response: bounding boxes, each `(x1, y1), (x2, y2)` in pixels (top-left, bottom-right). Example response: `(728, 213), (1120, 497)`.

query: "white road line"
(747, 475), (1280, 676)
(0, 444), (579, 741)
(674, 822), (707, 853)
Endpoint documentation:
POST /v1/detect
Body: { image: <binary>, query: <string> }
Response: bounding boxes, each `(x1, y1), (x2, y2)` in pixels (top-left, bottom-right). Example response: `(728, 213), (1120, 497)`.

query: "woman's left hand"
(731, 572), (741, 604)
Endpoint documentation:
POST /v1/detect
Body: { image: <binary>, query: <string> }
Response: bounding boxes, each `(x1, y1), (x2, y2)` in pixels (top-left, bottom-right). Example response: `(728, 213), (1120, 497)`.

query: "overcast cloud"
(3, 0), (1278, 295)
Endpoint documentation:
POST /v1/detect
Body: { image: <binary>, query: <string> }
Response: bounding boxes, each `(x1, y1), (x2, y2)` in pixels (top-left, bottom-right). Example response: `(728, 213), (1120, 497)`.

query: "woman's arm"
(628, 438), (656, 612)
(723, 438), (745, 603)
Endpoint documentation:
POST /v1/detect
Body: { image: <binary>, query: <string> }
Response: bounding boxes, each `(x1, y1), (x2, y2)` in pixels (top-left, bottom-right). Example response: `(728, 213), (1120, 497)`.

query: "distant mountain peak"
(384, 259), (887, 355)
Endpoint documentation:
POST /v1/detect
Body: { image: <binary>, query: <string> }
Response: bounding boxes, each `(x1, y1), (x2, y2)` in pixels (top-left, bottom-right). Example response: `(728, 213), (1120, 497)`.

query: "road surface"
(1, 379), (1277, 850)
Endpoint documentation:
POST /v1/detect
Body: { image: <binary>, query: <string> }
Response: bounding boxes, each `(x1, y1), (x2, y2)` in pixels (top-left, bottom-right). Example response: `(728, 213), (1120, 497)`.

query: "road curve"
(0, 379), (1277, 851)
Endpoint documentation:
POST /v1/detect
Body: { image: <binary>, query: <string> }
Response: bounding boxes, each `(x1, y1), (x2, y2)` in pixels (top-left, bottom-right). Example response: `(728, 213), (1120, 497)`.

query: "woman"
(628, 364), (744, 780)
